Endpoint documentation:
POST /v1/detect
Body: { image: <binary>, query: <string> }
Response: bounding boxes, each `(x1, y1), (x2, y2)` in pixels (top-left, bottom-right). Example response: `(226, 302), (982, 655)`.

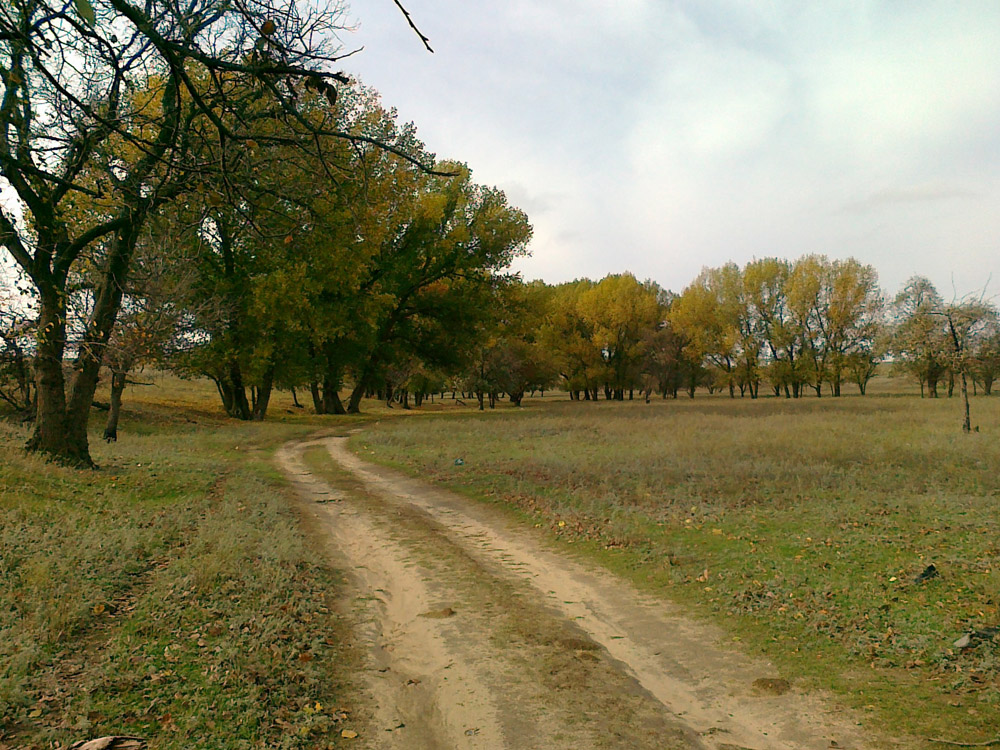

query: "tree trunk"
(65, 220), (144, 459)
(476, 390), (484, 410)
(348, 379), (366, 414)
(960, 370), (971, 433)
(323, 378), (347, 415)
(251, 367), (274, 420)
(26, 288), (78, 460)
(310, 380), (324, 414)
(103, 370), (128, 442)
(226, 361), (252, 419)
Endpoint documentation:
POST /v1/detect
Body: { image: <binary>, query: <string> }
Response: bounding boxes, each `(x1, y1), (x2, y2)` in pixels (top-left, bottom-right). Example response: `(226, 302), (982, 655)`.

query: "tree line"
(8, 243), (995, 440)
(394, 261), (997, 412)
(1, 0), (995, 465)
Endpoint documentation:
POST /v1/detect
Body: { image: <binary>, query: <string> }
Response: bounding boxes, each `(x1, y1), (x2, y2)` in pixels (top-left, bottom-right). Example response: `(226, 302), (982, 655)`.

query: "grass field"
(4, 372), (1000, 747)
(0, 379), (374, 750)
(353, 383), (1000, 745)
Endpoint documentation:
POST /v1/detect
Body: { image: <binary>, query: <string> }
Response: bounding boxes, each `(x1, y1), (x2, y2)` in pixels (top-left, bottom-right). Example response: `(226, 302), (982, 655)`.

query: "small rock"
(752, 677), (790, 695)
(954, 627), (999, 649)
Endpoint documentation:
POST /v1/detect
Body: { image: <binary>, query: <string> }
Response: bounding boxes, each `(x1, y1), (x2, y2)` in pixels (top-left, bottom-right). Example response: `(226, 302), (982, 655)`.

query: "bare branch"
(391, 0), (434, 53)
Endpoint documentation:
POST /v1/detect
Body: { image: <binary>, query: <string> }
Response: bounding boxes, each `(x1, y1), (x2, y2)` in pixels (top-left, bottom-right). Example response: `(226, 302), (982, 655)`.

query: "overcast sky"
(339, 0), (1000, 299)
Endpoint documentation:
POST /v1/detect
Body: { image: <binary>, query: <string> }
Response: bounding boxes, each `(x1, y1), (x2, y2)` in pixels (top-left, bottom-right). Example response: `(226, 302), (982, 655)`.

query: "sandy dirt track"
(276, 435), (876, 750)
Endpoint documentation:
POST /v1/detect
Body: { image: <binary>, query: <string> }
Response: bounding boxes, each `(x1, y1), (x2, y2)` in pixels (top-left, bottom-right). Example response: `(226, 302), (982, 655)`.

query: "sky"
(338, 0), (1000, 299)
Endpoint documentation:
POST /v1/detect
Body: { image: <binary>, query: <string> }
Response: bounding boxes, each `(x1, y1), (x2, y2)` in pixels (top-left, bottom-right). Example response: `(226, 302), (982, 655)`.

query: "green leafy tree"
(343, 167), (532, 413)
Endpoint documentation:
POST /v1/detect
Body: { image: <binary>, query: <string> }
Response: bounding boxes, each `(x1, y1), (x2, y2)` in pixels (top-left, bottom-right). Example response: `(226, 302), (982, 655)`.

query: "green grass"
(352, 386), (1000, 746)
(0, 382), (372, 749)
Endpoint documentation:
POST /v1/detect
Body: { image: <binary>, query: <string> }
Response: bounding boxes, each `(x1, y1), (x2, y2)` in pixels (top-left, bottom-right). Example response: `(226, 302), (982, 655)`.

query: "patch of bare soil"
(276, 436), (877, 750)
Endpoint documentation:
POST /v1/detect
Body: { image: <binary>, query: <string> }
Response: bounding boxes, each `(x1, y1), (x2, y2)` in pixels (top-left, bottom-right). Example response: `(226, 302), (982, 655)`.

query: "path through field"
(276, 435), (876, 750)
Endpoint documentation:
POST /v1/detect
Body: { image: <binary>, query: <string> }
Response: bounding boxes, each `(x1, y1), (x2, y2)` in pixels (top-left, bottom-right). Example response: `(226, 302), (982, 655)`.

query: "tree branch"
(391, 0), (434, 53)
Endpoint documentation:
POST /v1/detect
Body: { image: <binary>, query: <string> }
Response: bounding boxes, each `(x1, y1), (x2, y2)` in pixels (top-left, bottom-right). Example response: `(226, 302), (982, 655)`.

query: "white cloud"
(339, 1), (1000, 297)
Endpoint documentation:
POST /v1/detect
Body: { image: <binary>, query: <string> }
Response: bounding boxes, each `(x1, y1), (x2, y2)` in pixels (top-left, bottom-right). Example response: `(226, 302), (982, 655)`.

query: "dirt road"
(276, 435), (876, 750)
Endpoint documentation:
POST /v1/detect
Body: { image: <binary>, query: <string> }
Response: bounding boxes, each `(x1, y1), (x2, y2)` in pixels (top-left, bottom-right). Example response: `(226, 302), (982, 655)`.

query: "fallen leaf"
(340, 729), (358, 739)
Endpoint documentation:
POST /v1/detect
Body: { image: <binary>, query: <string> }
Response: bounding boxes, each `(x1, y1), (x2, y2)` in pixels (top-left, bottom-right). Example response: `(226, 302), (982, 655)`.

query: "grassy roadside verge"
(351, 395), (1000, 747)
(1, 407), (371, 750)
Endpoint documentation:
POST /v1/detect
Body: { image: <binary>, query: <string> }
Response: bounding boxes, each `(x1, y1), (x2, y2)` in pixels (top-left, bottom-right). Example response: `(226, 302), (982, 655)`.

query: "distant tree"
(578, 274), (661, 400)
(821, 258), (884, 396)
(970, 323), (1000, 395)
(639, 321), (692, 399)
(670, 271), (738, 397)
(890, 277), (950, 397)
(539, 280), (602, 400)
(786, 256), (834, 397)
(937, 299), (997, 432)
(743, 258), (802, 397)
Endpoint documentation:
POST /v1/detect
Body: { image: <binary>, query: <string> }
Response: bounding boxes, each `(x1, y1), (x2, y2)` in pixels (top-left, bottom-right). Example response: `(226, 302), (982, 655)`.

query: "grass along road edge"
(0, 413), (374, 750)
